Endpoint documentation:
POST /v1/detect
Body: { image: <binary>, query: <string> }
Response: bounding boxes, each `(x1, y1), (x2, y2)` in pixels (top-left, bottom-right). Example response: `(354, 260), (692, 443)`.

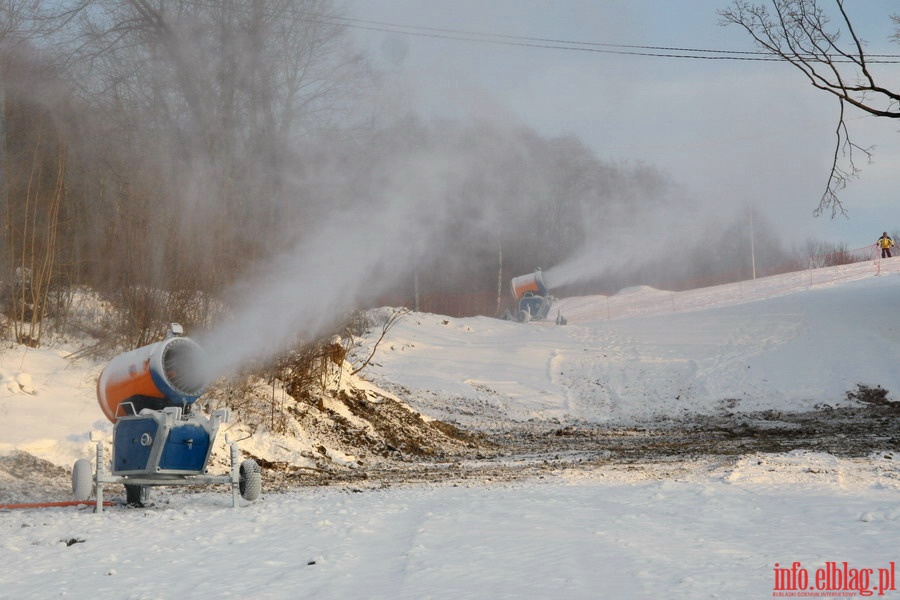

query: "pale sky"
(349, 0), (900, 250)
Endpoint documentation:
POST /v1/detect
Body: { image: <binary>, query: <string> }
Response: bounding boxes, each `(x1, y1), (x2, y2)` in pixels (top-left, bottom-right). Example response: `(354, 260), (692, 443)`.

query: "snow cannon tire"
(239, 459), (262, 501)
(72, 459), (93, 500)
(517, 310), (530, 323)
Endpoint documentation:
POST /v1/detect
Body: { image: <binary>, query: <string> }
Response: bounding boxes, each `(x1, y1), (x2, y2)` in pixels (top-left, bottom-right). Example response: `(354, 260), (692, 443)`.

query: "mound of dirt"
(200, 359), (487, 489)
(0, 451), (72, 504)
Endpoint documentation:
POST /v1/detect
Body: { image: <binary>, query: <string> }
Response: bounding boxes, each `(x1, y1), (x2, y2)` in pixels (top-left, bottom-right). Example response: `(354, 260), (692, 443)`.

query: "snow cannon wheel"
(239, 459), (262, 501)
(72, 459), (93, 501)
(517, 309), (530, 323)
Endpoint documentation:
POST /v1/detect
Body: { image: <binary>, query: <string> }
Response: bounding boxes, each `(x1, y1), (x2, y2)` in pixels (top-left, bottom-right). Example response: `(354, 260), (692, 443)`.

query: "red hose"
(0, 500), (115, 510)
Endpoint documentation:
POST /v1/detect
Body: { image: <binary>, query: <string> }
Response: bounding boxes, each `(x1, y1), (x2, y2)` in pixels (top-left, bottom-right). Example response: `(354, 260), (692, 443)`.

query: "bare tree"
(1, 64), (68, 346)
(0, 1), (36, 43)
(719, 1), (900, 216)
(799, 237), (854, 268)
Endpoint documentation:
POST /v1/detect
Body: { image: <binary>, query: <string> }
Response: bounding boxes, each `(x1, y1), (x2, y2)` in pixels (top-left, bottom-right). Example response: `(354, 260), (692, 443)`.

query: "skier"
(877, 232), (894, 259)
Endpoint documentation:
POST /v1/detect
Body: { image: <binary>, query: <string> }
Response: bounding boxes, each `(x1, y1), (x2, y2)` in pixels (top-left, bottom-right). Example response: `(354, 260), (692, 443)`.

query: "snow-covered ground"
(366, 259), (900, 427)
(2, 259), (899, 599)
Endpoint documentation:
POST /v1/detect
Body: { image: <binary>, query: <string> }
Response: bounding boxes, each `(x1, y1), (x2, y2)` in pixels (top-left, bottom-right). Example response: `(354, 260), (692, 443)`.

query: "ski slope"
(363, 259), (900, 427)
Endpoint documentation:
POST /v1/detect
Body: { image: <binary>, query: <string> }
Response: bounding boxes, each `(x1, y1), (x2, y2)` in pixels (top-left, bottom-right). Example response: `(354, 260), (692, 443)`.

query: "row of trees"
(1, 0), (369, 346)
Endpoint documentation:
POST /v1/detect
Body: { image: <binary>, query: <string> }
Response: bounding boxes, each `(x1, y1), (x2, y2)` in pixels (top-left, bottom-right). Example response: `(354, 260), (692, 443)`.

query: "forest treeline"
(0, 1), (865, 350)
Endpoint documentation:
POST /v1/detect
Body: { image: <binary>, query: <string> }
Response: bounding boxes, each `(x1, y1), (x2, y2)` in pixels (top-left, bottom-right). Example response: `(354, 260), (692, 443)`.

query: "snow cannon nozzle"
(96, 331), (210, 423)
(510, 269), (548, 301)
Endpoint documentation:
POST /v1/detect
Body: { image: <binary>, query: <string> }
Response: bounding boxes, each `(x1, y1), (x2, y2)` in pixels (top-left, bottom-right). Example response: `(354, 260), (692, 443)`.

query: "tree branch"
(350, 308), (409, 376)
(719, 0), (899, 215)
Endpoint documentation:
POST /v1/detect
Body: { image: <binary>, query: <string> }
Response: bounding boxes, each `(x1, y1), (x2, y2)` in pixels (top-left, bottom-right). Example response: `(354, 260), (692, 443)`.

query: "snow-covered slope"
(361, 260), (900, 427)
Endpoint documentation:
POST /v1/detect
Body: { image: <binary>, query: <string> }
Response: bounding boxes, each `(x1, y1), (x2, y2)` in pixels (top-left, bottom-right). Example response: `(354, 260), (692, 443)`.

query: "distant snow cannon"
(73, 324), (261, 512)
(507, 269), (554, 323)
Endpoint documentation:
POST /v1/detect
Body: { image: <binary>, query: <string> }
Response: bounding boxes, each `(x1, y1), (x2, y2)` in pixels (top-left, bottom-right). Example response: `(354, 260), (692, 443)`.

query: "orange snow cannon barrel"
(511, 270), (548, 300)
(97, 336), (209, 423)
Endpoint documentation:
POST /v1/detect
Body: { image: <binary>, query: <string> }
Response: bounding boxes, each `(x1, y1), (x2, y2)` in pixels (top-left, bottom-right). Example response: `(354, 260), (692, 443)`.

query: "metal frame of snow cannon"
(507, 269), (554, 323)
(80, 425), (260, 513)
(72, 324), (261, 512)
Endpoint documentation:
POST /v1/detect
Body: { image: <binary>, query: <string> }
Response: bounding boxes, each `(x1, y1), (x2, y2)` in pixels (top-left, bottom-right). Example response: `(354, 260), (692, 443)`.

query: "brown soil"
(3, 397), (898, 504)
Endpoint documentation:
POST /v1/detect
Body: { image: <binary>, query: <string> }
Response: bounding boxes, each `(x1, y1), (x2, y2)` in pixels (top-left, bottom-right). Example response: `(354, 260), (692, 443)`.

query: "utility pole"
(0, 85), (7, 283)
(749, 204), (757, 280)
(496, 240), (503, 315)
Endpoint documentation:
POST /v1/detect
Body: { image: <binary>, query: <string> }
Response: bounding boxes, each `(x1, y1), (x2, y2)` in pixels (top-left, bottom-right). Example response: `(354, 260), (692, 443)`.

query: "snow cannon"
(72, 324), (261, 512)
(508, 269), (553, 322)
(97, 329), (208, 423)
(511, 270), (548, 301)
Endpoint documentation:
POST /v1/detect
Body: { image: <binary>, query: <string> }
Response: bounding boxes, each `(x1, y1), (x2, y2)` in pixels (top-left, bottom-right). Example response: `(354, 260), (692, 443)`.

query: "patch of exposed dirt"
(4, 397), (899, 504)
(496, 401), (900, 462)
(336, 388), (487, 458)
(262, 399), (900, 489)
